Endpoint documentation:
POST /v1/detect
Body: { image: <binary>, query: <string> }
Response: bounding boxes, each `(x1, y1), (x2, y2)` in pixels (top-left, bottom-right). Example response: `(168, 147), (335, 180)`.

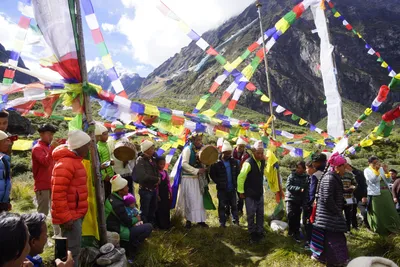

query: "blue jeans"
(139, 188), (157, 224)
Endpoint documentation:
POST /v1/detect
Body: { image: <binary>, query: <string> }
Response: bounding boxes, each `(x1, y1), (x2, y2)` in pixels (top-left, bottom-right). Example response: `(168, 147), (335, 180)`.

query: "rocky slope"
(137, 0), (400, 124)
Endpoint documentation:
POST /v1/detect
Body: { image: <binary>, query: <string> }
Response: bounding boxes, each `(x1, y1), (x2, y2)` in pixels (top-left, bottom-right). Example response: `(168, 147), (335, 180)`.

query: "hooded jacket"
(51, 145), (88, 225)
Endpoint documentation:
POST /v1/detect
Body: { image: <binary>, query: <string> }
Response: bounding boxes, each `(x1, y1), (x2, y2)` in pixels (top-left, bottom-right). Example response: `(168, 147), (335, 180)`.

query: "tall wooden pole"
(75, 0), (108, 245)
(256, 0), (276, 139)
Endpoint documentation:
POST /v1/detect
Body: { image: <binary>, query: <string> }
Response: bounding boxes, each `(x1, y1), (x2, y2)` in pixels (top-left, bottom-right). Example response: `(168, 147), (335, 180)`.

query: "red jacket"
(32, 141), (55, 192)
(51, 146), (88, 225)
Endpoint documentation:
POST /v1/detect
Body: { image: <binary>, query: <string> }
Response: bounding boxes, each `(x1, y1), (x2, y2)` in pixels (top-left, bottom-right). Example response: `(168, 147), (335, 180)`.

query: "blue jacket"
(0, 153), (11, 203)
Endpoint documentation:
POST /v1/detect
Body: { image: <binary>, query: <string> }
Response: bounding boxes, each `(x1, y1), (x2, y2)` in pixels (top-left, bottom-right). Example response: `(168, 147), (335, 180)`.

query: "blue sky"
(0, 0), (254, 78)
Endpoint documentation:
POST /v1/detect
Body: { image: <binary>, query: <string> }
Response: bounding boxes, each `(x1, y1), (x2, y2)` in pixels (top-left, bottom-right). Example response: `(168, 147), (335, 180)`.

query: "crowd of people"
(0, 111), (399, 266)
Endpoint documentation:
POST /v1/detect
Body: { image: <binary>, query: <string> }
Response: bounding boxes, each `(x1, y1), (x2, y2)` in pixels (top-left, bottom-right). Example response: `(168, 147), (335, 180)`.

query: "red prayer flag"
(206, 47), (218, 56)
(220, 91), (231, 103)
(209, 82), (219, 93)
(292, 3), (305, 18)
(345, 24), (353, 31)
(283, 110), (293, 116)
(328, 2), (334, 8)
(248, 42), (259, 52)
(227, 99), (237, 110)
(246, 83), (256, 91)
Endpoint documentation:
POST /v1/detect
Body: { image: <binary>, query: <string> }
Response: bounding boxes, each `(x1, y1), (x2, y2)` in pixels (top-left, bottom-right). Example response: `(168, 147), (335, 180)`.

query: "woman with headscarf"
(177, 132), (209, 229)
(310, 153), (349, 266)
(364, 156), (400, 235)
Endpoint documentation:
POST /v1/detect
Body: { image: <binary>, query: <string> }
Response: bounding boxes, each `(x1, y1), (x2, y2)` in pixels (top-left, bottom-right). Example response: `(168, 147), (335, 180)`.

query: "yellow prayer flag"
(360, 139), (373, 147)
(275, 18), (290, 33)
(261, 95), (270, 102)
(303, 150), (312, 158)
(12, 140), (34, 151)
(178, 21), (191, 34)
(102, 54), (114, 70)
(334, 12), (341, 18)
(316, 139), (326, 146)
(381, 61), (389, 68)
(196, 98), (207, 110)
(144, 104), (160, 116)
(215, 130), (229, 139)
(172, 142), (179, 148)
(364, 108), (373, 116)
(265, 149), (280, 193)
(125, 125), (136, 130)
(299, 118), (308, 126)
(202, 109), (216, 117)
(231, 57), (244, 69)
(357, 33), (362, 38)
(161, 143), (172, 151)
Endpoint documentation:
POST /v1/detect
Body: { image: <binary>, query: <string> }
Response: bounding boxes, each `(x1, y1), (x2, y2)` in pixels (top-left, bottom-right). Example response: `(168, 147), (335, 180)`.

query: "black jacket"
(209, 157), (239, 191)
(352, 168), (367, 201)
(285, 171), (308, 204)
(314, 171), (347, 233)
(244, 157), (266, 200)
(134, 155), (159, 189)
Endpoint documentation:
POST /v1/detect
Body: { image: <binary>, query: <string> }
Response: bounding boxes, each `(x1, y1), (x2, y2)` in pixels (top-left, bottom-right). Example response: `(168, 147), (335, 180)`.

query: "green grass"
(10, 175), (400, 266)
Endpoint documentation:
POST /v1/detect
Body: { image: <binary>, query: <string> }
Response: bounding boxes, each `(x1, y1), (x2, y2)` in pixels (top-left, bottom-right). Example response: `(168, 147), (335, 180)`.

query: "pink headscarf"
(328, 152), (347, 167)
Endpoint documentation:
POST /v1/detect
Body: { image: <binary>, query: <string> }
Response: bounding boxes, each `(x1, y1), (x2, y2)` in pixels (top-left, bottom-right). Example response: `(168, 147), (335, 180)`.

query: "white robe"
(176, 146), (206, 223)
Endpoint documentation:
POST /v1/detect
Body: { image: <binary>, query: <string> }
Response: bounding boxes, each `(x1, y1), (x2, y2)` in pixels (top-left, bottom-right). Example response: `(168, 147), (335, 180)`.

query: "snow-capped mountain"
(88, 63), (144, 98)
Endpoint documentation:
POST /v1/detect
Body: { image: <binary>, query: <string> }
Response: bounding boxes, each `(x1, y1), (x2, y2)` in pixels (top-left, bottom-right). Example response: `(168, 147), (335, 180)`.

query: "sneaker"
(197, 222), (209, 228)
(185, 221), (192, 229)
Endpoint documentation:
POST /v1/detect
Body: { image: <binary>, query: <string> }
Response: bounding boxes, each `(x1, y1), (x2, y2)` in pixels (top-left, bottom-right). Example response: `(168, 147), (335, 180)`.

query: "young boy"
(210, 141), (240, 227)
(343, 161), (358, 232)
(96, 123), (115, 200)
(285, 161), (308, 242)
(304, 161), (317, 246)
(237, 140), (266, 243)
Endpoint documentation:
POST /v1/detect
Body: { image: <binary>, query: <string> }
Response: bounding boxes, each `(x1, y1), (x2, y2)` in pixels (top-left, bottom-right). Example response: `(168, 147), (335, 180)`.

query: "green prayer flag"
(2, 78), (12, 85)
(261, 136), (269, 146)
(291, 114), (300, 121)
(215, 55), (227, 65)
(255, 89), (264, 96)
(50, 115), (65, 121)
(283, 11), (297, 25)
(68, 114), (83, 130)
(211, 101), (223, 112)
(331, 8), (337, 14)
(224, 108), (233, 117)
(159, 112), (171, 121)
(377, 57), (384, 63)
(97, 42), (109, 57)
(389, 75), (400, 91)
(240, 49), (251, 60)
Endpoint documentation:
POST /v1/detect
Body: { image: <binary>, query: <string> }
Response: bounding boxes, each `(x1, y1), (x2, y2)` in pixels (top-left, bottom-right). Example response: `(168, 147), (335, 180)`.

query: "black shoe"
(220, 223), (226, 228)
(185, 221), (192, 229)
(232, 221), (240, 227)
(197, 222), (209, 228)
(294, 233), (302, 242)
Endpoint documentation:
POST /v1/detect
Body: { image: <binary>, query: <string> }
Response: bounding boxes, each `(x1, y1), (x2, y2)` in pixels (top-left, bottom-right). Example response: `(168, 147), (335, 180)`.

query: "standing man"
(237, 140), (266, 243)
(135, 140), (159, 225)
(0, 131), (12, 212)
(32, 124), (59, 216)
(32, 124), (60, 236)
(233, 137), (251, 215)
(209, 141), (240, 227)
(389, 169), (398, 183)
(51, 130), (90, 266)
(108, 120), (136, 194)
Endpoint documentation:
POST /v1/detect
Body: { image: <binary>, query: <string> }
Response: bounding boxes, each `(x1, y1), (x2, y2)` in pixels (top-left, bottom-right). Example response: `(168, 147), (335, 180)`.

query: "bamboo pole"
(75, 0), (108, 245)
(256, 1), (276, 139)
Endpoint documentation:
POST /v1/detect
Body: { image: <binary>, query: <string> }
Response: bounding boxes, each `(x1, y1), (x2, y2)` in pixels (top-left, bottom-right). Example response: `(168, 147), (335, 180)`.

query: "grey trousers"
(245, 195), (264, 234)
(61, 219), (82, 267)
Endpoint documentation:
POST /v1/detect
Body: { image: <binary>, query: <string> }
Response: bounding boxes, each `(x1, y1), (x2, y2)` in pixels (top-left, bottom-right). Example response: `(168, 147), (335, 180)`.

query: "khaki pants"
(36, 190), (51, 215)
(35, 190), (61, 236)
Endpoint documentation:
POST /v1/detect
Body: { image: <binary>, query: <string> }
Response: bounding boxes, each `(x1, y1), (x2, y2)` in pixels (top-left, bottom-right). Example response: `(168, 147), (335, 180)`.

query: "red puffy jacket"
(51, 145), (88, 225)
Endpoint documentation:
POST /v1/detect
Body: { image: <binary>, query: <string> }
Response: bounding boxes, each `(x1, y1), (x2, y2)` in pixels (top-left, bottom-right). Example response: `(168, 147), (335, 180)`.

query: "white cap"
(345, 157), (352, 166)
(111, 120), (123, 132)
(141, 140), (154, 153)
(253, 140), (264, 150)
(110, 174), (128, 192)
(67, 130), (91, 150)
(95, 123), (108, 135)
(236, 137), (247, 145)
(221, 141), (233, 152)
(0, 131), (8, 141)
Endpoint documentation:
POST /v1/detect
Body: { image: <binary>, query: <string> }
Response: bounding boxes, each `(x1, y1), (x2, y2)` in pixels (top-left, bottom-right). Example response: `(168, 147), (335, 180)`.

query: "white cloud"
(86, 57), (102, 72)
(116, 0), (254, 67)
(0, 14), (19, 51)
(102, 23), (117, 33)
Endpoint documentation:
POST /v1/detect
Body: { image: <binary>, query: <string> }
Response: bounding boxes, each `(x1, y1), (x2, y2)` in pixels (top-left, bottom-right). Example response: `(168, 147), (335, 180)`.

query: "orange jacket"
(51, 145), (88, 225)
